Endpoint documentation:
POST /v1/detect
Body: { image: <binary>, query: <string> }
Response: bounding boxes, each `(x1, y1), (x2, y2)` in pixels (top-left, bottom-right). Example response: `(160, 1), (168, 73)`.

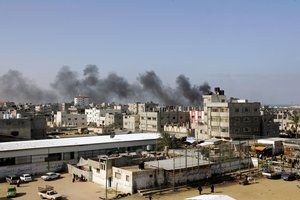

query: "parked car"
(281, 172), (296, 181)
(6, 175), (19, 184)
(41, 172), (60, 181)
(7, 186), (17, 198)
(20, 173), (33, 182)
(38, 189), (62, 200)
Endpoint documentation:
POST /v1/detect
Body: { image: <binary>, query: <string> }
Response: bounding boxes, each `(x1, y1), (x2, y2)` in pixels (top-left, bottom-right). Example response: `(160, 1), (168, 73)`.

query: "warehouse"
(0, 133), (159, 178)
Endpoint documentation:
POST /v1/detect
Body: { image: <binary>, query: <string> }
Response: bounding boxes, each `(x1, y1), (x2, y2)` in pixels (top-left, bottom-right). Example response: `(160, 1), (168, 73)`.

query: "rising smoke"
(0, 65), (211, 105)
(0, 70), (57, 103)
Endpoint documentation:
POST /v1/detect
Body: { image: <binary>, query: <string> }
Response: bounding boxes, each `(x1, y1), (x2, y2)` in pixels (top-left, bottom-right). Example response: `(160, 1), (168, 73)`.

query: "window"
(11, 131), (19, 136)
(115, 172), (121, 179)
(100, 163), (106, 170)
(46, 153), (62, 162)
(126, 175), (130, 182)
(244, 107), (249, 112)
(243, 127), (251, 132)
(243, 117), (250, 122)
(235, 108), (239, 112)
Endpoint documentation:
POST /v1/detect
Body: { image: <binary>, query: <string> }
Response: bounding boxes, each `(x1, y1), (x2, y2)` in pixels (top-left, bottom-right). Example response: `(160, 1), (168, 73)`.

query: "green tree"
(159, 132), (177, 149)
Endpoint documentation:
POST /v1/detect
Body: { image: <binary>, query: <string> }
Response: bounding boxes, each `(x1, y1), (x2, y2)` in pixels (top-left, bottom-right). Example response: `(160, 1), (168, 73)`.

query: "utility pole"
(173, 149), (175, 192)
(185, 146), (188, 184)
(105, 157), (108, 200)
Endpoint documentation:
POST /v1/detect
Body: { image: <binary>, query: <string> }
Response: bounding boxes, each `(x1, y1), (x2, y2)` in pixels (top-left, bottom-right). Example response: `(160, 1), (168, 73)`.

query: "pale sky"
(0, 0), (299, 105)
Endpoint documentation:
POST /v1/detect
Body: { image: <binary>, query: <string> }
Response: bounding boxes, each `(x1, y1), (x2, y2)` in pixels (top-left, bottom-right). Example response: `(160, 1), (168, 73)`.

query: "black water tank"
(139, 162), (145, 170)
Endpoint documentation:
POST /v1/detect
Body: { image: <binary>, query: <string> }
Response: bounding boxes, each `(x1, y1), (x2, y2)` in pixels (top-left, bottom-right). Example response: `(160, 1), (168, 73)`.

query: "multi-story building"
(123, 115), (140, 132)
(54, 111), (87, 127)
(200, 88), (261, 140)
(127, 102), (158, 115)
(0, 115), (47, 140)
(139, 108), (190, 132)
(74, 96), (90, 108)
(260, 106), (280, 137)
(85, 108), (122, 127)
(273, 107), (300, 136)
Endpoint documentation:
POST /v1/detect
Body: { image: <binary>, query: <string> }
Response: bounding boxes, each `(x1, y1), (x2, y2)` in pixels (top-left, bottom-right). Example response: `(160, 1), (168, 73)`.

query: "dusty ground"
(124, 178), (300, 200)
(1, 174), (300, 200)
(0, 173), (114, 200)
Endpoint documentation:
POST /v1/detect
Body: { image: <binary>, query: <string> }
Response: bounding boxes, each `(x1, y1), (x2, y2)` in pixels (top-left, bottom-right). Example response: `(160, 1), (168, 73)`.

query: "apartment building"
(127, 102), (158, 114)
(123, 115), (139, 132)
(54, 111), (87, 127)
(139, 108), (190, 132)
(200, 88), (261, 140)
(85, 108), (122, 127)
(74, 96), (90, 108)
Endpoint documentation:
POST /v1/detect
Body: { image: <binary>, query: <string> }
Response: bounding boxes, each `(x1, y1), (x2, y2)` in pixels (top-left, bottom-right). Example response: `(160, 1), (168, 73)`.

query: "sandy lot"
(125, 178), (300, 200)
(0, 173), (113, 200)
(1, 174), (300, 200)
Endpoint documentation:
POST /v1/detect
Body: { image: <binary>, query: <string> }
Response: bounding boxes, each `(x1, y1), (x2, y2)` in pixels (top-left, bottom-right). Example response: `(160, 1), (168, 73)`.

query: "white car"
(20, 174), (32, 182)
(41, 172), (60, 181)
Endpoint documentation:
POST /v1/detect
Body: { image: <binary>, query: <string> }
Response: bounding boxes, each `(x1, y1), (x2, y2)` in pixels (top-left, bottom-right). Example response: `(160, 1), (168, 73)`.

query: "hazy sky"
(0, 0), (299, 105)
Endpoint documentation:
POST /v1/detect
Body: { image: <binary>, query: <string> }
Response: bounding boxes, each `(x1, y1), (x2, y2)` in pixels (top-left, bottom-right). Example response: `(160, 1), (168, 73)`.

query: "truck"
(38, 185), (62, 200)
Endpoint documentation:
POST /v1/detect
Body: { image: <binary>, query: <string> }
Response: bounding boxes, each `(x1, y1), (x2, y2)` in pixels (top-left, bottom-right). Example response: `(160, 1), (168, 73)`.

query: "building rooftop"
(118, 165), (156, 172)
(145, 157), (211, 171)
(0, 133), (160, 152)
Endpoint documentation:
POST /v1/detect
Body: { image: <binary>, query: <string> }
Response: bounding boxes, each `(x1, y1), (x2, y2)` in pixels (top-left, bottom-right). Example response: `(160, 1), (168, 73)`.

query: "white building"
(123, 115), (140, 132)
(0, 133), (160, 178)
(85, 108), (122, 127)
(74, 96), (90, 108)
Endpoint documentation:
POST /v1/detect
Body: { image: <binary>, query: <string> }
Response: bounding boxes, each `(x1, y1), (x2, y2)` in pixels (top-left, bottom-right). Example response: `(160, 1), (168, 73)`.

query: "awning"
(254, 146), (266, 151)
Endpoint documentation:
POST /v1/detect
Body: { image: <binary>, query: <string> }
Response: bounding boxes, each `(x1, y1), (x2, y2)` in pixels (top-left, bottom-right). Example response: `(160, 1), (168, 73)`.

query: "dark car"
(281, 172), (296, 181)
(6, 175), (19, 184)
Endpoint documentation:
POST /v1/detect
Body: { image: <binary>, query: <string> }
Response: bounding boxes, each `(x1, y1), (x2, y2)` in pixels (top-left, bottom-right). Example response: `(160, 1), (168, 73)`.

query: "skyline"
(0, 1), (300, 105)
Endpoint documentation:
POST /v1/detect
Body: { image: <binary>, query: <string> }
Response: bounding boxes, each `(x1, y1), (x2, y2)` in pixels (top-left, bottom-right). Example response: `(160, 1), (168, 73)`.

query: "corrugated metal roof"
(0, 133), (160, 152)
(145, 157), (211, 171)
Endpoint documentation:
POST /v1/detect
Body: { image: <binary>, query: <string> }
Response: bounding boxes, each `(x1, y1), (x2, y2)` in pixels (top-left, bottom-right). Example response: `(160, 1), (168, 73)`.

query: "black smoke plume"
(0, 65), (211, 105)
(0, 70), (57, 103)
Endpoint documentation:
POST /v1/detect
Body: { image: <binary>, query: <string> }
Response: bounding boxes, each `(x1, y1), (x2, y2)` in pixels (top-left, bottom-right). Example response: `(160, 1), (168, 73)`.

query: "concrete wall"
(67, 164), (92, 181)
(0, 160), (77, 178)
(0, 118), (31, 139)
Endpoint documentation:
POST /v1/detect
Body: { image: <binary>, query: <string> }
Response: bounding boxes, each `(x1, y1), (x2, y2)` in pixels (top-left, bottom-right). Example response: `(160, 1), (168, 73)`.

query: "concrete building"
(127, 102), (158, 115)
(123, 115), (140, 132)
(199, 88), (261, 140)
(260, 106), (280, 137)
(85, 108), (122, 127)
(54, 111), (87, 127)
(139, 108), (190, 132)
(0, 116), (47, 140)
(0, 133), (160, 178)
(273, 108), (300, 136)
(74, 96), (90, 108)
